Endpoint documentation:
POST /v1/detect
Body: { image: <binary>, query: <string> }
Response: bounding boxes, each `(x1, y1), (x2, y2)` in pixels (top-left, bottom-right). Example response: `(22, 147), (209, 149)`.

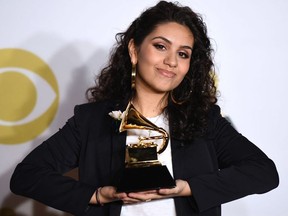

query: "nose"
(164, 52), (177, 68)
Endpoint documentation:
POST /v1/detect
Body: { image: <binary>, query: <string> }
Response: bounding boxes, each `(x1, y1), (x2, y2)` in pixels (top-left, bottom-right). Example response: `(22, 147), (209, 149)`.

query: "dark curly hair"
(86, 1), (217, 141)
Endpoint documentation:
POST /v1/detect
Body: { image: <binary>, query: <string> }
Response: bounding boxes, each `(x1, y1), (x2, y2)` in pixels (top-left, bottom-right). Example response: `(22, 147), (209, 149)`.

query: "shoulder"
(206, 104), (233, 137)
(74, 100), (115, 116)
(67, 100), (114, 125)
(207, 104), (221, 122)
(208, 104), (235, 128)
(65, 100), (119, 133)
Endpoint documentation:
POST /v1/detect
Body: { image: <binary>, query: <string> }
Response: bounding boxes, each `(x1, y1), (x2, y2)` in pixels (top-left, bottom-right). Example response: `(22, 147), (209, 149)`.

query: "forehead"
(145, 22), (194, 45)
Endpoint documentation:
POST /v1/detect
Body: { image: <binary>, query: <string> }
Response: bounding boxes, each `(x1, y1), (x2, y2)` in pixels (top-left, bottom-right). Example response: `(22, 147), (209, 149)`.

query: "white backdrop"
(0, 0), (287, 215)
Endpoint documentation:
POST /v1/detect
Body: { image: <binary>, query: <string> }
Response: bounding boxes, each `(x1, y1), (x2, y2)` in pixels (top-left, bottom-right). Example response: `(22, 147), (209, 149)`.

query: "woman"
(10, 1), (279, 216)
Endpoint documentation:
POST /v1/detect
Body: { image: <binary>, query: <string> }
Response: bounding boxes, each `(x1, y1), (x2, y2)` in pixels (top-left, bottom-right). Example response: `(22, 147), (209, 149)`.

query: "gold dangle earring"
(131, 64), (136, 89)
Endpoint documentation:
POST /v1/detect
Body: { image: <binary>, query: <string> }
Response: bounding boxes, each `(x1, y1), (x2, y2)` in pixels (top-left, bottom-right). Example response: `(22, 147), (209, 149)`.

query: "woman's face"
(129, 22), (194, 95)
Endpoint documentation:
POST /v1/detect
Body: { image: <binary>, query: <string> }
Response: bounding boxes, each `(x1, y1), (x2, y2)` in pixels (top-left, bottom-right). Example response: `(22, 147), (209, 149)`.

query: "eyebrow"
(152, 36), (193, 51)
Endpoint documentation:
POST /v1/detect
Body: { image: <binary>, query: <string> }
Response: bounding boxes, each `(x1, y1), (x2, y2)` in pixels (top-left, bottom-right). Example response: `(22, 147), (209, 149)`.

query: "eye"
(153, 43), (166, 51)
(178, 51), (190, 59)
(0, 67), (56, 126)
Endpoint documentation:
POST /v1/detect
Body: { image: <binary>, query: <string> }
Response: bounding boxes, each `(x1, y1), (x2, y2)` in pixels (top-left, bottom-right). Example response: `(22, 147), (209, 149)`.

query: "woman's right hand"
(90, 186), (122, 205)
(89, 186), (158, 205)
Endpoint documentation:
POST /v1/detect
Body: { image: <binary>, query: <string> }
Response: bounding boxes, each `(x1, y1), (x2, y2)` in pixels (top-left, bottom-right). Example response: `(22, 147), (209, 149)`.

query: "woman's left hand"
(121, 179), (191, 204)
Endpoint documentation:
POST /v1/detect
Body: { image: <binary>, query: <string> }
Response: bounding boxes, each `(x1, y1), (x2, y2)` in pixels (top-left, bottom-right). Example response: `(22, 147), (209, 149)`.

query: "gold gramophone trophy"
(116, 102), (175, 192)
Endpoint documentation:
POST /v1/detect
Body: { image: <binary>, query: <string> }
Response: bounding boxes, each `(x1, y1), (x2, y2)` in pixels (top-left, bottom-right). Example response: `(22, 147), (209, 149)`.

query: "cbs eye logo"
(0, 48), (59, 144)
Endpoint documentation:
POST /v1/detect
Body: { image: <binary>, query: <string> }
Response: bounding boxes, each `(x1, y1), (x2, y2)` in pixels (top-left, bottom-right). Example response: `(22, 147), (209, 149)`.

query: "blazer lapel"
(108, 130), (126, 216)
(171, 138), (185, 179)
(110, 129), (126, 182)
(107, 101), (128, 185)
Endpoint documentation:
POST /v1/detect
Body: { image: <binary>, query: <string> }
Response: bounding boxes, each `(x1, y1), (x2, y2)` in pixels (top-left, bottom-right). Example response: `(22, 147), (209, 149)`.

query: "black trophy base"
(116, 165), (175, 193)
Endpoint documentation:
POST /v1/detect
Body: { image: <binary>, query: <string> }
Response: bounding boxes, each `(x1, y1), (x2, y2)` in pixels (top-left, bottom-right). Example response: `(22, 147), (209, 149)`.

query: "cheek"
(179, 63), (190, 78)
(137, 53), (151, 71)
(138, 45), (164, 67)
(175, 65), (190, 86)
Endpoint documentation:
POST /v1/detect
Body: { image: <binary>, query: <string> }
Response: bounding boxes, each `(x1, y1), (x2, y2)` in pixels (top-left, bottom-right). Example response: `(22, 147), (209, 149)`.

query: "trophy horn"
(119, 102), (169, 154)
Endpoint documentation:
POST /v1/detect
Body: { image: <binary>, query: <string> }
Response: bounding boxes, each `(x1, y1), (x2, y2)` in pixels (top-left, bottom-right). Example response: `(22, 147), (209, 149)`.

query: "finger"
(158, 187), (176, 194)
(122, 197), (143, 204)
(138, 189), (158, 194)
(115, 192), (128, 199)
(127, 193), (150, 201)
(127, 192), (166, 202)
(128, 190), (157, 196)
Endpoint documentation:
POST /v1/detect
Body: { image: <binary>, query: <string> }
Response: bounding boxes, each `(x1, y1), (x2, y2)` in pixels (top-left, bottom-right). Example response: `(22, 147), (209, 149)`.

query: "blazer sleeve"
(187, 105), (279, 212)
(10, 105), (96, 215)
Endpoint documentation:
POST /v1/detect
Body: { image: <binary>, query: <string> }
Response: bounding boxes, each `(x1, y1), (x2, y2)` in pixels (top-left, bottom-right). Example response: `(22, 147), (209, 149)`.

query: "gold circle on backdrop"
(0, 48), (59, 144)
(0, 71), (37, 121)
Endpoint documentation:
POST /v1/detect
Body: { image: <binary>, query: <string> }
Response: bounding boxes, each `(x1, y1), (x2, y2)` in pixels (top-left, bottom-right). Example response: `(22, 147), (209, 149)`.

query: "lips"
(157, 68), (176, 78)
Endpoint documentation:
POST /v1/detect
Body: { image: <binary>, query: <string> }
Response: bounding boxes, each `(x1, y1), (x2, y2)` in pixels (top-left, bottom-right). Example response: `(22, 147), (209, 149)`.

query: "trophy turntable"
(116, 102), (176, 192)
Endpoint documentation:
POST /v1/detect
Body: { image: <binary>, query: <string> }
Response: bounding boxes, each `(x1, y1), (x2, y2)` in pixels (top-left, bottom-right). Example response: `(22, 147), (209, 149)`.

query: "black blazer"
(10, 101), (279, 216)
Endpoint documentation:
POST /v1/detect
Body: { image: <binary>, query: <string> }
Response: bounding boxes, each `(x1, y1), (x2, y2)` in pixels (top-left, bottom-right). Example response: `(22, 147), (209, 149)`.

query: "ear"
(128, 39), (138, 65)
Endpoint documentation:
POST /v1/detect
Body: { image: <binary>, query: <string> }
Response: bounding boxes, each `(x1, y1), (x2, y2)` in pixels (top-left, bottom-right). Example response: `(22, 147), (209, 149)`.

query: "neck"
(132, 91), (168, 117)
